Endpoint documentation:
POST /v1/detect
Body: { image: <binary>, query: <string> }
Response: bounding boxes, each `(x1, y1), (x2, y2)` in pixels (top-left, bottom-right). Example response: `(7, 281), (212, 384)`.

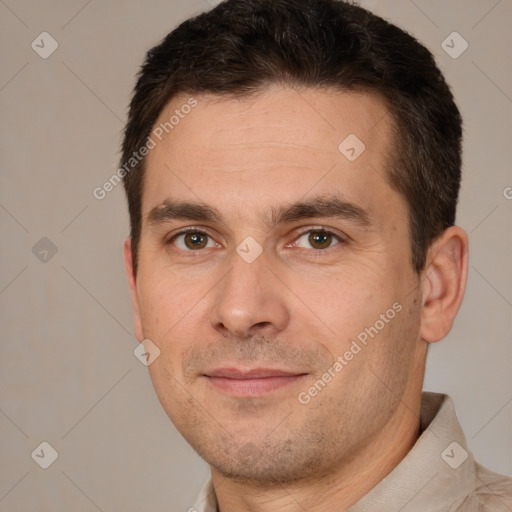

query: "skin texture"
(124, 86), (469, 511)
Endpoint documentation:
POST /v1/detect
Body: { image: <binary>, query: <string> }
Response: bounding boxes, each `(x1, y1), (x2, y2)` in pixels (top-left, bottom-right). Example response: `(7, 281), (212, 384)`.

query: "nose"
(209, 246), (290, 339)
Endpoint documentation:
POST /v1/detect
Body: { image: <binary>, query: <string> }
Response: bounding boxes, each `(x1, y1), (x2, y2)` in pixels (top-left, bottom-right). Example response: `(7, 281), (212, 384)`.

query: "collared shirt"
(191, 392), (512, 511)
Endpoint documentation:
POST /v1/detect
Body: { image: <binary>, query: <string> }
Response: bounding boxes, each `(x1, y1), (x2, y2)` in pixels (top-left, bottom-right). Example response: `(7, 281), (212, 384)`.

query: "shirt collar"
(192, 476), (217, 512)
(192, 392), (477, 512)
(348, 392), (476, 511)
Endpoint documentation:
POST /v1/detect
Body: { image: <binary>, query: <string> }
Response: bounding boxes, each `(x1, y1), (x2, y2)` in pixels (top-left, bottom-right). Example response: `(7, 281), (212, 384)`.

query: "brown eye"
(294, 229), (341, 250)
(184, 232), (208, 249)
(170, 231), (214, 251)
(308, 231), (333, 249)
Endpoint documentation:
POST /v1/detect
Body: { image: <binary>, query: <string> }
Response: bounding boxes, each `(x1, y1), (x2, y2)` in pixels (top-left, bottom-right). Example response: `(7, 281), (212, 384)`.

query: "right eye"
(167, 229), (217, 251)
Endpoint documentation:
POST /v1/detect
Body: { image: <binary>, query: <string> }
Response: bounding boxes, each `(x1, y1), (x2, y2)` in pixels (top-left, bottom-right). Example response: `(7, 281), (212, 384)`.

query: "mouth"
(203, 367), (309, 397)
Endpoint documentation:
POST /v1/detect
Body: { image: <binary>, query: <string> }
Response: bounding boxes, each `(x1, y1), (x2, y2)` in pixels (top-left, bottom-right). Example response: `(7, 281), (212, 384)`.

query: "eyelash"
(165, 226), (345, 253)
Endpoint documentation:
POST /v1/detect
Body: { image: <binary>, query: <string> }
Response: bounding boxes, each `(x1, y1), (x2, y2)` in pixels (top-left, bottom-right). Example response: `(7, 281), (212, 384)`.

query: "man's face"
(125, 86), (426, 483)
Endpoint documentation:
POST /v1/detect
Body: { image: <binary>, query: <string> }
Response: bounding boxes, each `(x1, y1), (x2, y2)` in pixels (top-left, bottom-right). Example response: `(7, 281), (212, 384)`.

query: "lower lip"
(206, 375), (307, 397)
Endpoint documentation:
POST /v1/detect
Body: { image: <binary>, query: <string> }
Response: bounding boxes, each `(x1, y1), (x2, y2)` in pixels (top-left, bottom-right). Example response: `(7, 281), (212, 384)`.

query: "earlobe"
(419, 226), (469, 343)
(123, 238), (144, 342)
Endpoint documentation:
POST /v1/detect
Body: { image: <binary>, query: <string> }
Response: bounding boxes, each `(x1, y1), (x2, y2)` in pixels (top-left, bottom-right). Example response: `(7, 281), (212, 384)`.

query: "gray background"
(0, 0), (511, 510)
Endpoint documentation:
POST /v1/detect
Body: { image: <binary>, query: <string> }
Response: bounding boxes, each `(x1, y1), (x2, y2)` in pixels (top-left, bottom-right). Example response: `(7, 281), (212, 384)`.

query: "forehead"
(142, 86), (402, 228)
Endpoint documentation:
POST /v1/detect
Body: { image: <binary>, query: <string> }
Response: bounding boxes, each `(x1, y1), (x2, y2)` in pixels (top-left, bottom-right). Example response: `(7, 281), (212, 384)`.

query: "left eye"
(294, 230), (342, 250)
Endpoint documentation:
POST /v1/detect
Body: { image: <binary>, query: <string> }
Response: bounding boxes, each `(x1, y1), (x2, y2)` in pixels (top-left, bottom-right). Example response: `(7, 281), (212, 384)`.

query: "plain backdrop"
(1, 0), (511, 510)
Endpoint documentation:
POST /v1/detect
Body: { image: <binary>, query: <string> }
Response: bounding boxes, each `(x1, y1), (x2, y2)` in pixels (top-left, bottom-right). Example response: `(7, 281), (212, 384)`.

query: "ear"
(419, 226), (469, 343)
(123, 238), (144, 342)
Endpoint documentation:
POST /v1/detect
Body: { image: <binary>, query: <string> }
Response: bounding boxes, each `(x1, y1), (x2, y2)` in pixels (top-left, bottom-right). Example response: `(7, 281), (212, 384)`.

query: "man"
(121, 0), (512, 510)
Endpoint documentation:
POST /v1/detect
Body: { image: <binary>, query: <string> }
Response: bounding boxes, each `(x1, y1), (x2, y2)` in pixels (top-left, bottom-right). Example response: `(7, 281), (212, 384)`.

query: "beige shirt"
(191, 392), (512, 512)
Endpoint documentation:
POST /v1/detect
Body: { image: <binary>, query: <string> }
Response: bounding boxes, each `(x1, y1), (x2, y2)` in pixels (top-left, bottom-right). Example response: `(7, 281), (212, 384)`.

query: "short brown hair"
(121, 0), (463, 275)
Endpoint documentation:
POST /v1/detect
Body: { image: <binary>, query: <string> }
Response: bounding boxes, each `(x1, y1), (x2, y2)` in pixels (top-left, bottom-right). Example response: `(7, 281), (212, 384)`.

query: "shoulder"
(457, 462), (512, 511)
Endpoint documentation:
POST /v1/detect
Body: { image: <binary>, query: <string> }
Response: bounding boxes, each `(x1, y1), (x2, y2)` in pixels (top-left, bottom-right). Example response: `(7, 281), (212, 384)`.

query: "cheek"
(137, 269), (216, 371)
(137, 284), (168, 338)
(292, 268), (391, 340)
(136, 276), (189, 357)
(302, 273), (413, 382)
(137, 265), (197, 329)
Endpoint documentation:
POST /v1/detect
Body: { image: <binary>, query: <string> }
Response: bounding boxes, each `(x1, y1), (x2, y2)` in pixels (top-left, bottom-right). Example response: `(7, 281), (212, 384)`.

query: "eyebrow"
(146, 194), (373, 231)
